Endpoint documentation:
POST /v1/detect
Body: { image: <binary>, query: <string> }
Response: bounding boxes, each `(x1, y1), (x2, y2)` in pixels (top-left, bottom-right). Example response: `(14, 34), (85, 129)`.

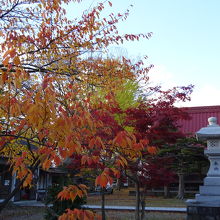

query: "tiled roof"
(178, 105), (220, 135)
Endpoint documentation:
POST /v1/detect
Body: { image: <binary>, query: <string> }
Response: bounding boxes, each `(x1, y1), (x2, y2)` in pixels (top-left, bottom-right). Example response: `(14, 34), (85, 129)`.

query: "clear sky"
(67, 0), (220, 107)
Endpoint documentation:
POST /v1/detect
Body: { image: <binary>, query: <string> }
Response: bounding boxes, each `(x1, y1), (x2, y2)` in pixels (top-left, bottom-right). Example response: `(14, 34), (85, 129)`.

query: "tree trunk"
(135, 182), (140, 220)
(101, 188), (106, 220)
(164, 185), (169, 198)
(0, 160), (40, 213)
(177, 173), (184, 199)
(116, 178), (121, 191)
(140, 199), (146, 220)
(0, 179), (24, 212)
(140, 187), (147, 220)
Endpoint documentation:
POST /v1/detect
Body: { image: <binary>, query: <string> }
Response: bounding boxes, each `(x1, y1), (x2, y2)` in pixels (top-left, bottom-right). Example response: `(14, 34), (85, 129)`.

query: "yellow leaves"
(13, 56), (21, 66)
(23, 89), (56, 130)
(25, 103), (43, 129)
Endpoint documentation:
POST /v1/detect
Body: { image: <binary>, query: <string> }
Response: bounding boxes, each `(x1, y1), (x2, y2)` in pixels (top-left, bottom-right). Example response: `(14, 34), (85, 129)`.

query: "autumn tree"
(119, 85), (193, 220)
(89, 76), (194, 220)
(0, 0), (153, 219)
(89, 78), (193, 220)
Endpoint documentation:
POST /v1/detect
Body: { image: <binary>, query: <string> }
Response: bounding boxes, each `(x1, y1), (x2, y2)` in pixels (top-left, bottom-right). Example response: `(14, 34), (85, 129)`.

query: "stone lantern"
(187, 117), (220, 220)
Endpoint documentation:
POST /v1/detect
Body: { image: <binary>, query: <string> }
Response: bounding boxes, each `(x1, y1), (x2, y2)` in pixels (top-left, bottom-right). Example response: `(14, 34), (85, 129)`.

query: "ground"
(0, 188), (188, 219)
(87, 187), (187, 207)
(0, 206), (44, 220)
(1, 206), (186, 220)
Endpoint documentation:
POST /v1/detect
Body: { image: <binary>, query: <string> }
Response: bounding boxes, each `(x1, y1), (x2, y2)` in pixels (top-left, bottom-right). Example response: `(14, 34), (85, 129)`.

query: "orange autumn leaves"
(58, 184), (88, 202)
(59, 209), (100, 220)
(57, 183), (102, 220)
(0, 0), (155, 219)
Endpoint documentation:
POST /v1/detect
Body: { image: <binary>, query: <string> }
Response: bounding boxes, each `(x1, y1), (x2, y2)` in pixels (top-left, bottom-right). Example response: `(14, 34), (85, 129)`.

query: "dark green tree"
(159, 137), (209, 199)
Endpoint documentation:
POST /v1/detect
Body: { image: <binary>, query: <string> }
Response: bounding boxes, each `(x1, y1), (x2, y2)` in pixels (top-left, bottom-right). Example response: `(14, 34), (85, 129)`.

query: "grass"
(96, 210), (186, 220)
(86, 188), (187, 219)
(87, 187), (188, 207)
(0, 188), (188, 219)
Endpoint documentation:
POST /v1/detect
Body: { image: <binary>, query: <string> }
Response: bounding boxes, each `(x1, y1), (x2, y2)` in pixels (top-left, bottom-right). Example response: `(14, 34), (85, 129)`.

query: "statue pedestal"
(186, 117), (220, 220)
(186, 200), (220, 220)
(186, 176), (220, 219)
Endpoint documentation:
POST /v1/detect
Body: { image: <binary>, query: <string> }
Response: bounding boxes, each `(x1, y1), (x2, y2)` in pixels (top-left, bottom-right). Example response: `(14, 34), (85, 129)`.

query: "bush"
(44, 184), (86, 220)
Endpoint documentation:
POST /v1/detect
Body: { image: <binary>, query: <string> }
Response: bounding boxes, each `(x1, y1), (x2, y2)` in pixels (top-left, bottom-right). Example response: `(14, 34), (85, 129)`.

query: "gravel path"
(0, 206), (44, 220)
(0, 213), (44, 220)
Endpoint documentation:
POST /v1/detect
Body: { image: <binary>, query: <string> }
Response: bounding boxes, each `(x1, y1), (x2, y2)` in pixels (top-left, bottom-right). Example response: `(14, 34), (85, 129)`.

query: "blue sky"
(67, 0), (220, 107)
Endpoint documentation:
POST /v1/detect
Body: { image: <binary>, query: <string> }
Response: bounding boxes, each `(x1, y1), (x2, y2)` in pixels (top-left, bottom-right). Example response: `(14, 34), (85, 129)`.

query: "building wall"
(179, 105), (220, 135)
(0, 164), (12, 200)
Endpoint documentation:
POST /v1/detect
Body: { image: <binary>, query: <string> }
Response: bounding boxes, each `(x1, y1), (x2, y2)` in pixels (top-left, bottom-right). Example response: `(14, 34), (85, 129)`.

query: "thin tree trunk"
(0, 179), (24, 212)
(101, 188), (106, 220)
(140, 187), (147, 220)
(0, 159), (40, 213)
(164, 185), (169, 198)
(141, 199), (146, 220)
(116, 178), (121, 191)
(177, 173), (184, 199)
(135, 182), (140, 220)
